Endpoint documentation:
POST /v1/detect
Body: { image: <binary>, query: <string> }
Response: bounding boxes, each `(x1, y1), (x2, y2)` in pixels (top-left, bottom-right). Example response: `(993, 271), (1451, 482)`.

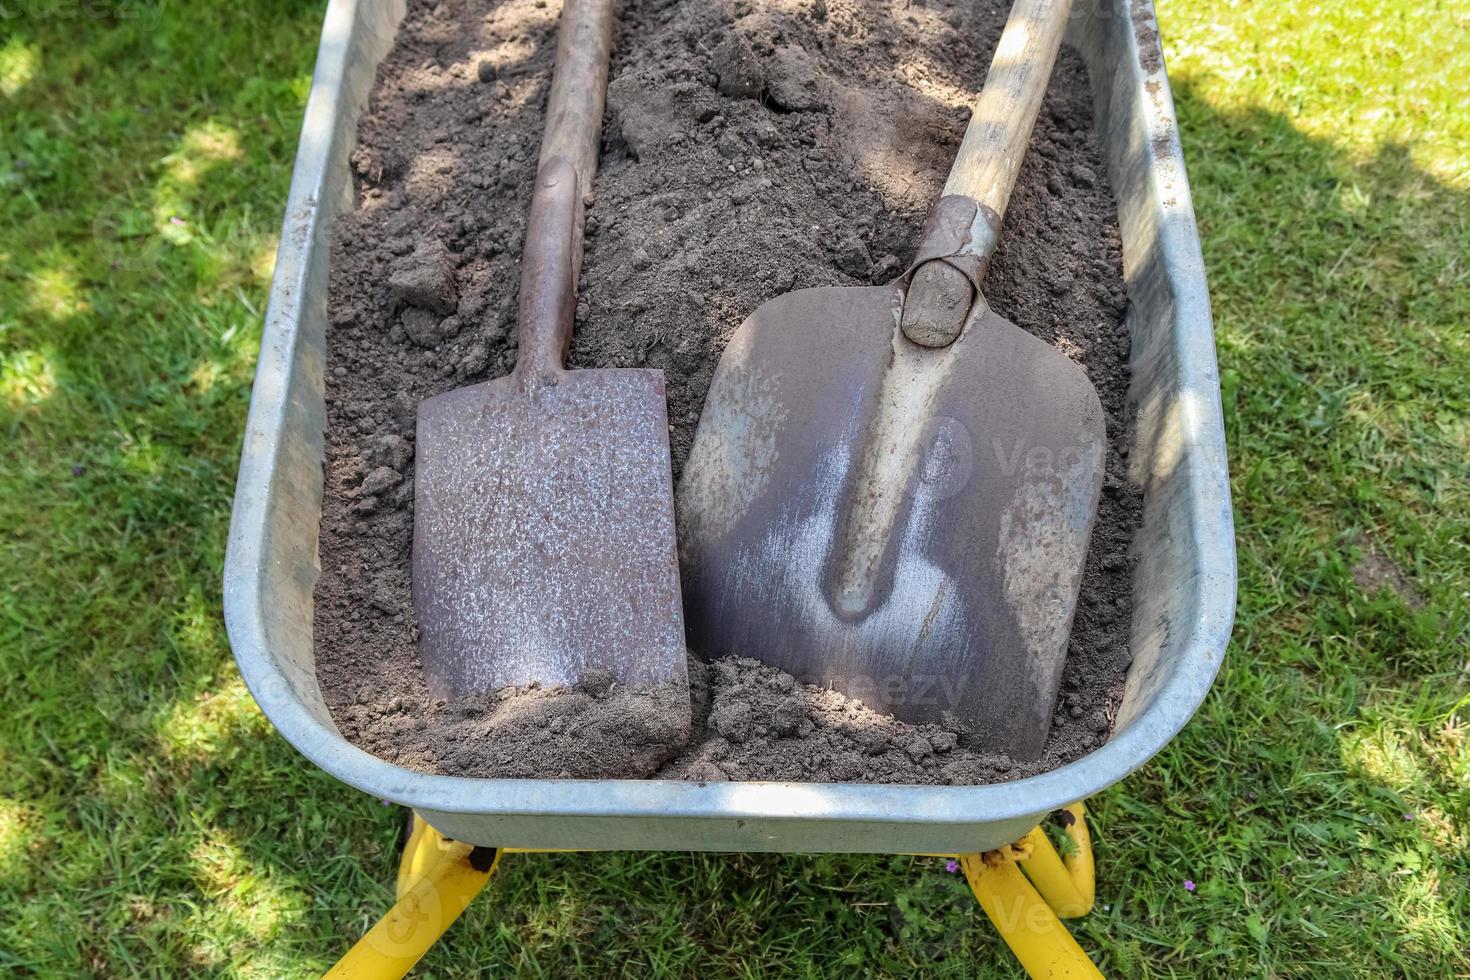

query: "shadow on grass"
(0, 0), (406, 973)
(1083, 73), (1468, 977)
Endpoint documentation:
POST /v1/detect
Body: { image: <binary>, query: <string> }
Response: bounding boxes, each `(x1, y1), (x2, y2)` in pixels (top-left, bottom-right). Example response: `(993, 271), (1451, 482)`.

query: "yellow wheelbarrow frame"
(325, 802), (1101, 979)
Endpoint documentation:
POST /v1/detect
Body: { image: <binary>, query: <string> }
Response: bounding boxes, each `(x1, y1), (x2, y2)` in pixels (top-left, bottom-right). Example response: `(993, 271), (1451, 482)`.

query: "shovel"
(412, 0), (688, 704)
(676, 0), (1103, 760)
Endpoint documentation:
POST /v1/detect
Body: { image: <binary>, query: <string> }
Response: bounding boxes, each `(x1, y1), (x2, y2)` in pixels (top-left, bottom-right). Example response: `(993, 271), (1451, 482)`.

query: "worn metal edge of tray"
(223, 0), (1235, 854)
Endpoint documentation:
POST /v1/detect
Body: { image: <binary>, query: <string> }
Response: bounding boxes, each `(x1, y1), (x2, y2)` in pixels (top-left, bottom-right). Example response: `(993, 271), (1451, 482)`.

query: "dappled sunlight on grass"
(154, 121), (246, 243)
(1388, 867), (1464, 957)
(165, 122), (245, 182)
(502, 856), (596, 949)
(1408, 803), (1465, 856)
(157, 678), (259, 764)
(1335, 697), (1468, 817)
(188, 358), (225, 395)
(1212, 319), (1262, 357)
(215, 318), (266, 386)
(189, 832), (293, 940)
(0, 2), (402, 974)
(25, 264), (90, 320)
(0, 796), (40, 879)
(157, 586), (262, 764)
(118, 434), (167, 477)
(1339, 725), (1424, 792)
(173, 583), (232, 665)
(1, 348), (58, 407)
(176, 823), (320, 977)
(1426, 713), (1470, 775)
(250, 234), (279, 283)
(0, 37), (39, 99)
(1333, 179), (1373, 218)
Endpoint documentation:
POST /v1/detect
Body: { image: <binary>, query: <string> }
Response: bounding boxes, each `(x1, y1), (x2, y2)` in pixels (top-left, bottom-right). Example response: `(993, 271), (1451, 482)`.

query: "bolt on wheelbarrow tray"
(223, 0), (1235, 855)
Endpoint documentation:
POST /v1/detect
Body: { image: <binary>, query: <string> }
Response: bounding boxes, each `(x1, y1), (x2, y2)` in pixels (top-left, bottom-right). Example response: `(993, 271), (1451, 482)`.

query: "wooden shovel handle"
(516, 0), (615, 380)
(539, 0), (615, 209)
(900, 0), (1072, 349)
(944, 0), (1071, 217)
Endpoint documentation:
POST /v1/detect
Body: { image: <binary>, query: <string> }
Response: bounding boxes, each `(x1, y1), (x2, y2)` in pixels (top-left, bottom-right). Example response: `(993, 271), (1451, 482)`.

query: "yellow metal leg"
(325, 816), (501, 979)
(329, 804), (1101, 978)
(962, 851), (1104, 979)
(395, 813), (466, 900)
(1017, 802), (1095, 918)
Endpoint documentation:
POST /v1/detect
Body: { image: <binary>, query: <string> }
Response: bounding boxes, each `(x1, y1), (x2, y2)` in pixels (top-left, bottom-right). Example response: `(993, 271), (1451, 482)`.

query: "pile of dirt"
(316, 0), (1142, 784)
(341, 670), (695, 779)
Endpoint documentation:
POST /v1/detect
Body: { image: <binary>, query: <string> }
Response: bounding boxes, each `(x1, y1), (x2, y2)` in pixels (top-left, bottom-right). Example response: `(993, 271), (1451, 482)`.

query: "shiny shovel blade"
(412, 368), (687, 701)
(677, 284), (1105, 759)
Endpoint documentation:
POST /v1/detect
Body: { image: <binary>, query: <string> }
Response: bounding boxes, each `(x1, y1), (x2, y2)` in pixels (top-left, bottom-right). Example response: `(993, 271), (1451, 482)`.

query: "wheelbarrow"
(222, 0), (1235, 974)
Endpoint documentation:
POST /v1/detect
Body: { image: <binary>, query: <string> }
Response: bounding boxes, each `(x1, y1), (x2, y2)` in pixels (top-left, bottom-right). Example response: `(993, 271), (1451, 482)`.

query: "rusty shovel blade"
(412, 366), (687, 700)
(411, 151), (687, 703)
(409, 0), (688, 713)
(676, 284), (1105, 760)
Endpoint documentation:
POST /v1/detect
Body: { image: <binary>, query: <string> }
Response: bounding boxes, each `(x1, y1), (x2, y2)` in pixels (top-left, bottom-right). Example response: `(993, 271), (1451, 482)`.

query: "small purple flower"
(945, 859), (959, 874)
(1402, 812), (1415, 821)
(1183, 879), (1196, 892)
(170, 216), (186, 226)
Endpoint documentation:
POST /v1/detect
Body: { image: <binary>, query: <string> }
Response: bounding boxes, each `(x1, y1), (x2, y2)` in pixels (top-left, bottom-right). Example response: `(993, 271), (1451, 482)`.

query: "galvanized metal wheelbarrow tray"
(224, 0), (1235, 855)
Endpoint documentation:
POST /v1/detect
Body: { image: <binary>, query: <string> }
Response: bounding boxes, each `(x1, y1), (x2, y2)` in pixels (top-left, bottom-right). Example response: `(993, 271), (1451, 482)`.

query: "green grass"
(1, 0), (1466, 975)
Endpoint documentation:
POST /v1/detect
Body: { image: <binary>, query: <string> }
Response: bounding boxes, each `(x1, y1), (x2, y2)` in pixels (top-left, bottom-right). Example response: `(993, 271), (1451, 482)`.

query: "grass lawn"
(1, 0), (1466, 975)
